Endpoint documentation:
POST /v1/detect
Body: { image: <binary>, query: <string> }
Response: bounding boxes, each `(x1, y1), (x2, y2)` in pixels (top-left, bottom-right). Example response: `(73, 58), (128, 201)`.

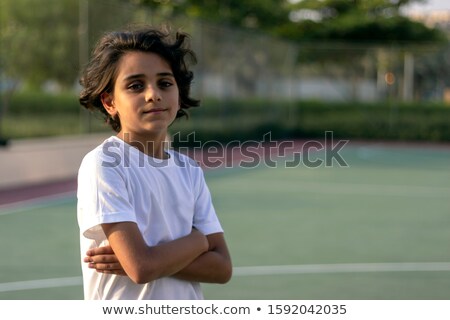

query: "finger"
(97, 269), (127, 276)
(88, 262), (122, 271)
(86, 245), (114, 256)
(96, 266), (127, 274)
(85, 254), (119, 264)
(90, 262), (127, 276)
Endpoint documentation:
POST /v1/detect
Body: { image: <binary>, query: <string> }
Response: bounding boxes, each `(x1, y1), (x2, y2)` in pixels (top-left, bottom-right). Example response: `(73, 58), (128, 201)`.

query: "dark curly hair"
(79, 26), (199, 132)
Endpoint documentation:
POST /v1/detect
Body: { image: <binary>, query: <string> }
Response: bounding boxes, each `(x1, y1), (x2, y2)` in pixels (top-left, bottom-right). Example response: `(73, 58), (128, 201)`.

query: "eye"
(159, 80), (174, 88)
(127, 82), (144, 91)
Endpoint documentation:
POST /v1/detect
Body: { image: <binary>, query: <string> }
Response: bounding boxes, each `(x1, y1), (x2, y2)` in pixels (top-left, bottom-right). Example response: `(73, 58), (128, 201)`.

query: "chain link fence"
(1, 0), (449, 139)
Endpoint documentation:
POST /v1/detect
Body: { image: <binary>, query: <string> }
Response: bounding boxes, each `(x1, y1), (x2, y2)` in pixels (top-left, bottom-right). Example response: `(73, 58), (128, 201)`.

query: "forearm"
(141, 232), (208, 282)
(88, 228), (231, 284)
(174, 251), (232, 283)
(102, 223), (208, 284)
(174, 232), (232, 284)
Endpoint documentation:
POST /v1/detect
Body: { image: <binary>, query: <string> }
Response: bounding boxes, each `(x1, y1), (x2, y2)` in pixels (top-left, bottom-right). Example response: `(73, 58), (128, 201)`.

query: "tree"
(126, 0), (291, 34)
(1, 0), (80, 89)
(127, 0), (446, 44)
(0, 0), (137, 90)
(281, 0), (446, 43)
(274, 0), (448, 102)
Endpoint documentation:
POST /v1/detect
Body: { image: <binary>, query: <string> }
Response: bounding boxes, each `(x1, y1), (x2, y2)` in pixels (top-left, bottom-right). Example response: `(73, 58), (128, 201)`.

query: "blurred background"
(0, 0), (450, 298)
(1, 0), (450, 143)
(1, 0), (450, 183)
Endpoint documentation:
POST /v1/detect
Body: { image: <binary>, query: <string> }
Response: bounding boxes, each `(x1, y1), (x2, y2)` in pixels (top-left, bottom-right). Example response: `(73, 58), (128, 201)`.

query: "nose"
(145, 85), (162, 102)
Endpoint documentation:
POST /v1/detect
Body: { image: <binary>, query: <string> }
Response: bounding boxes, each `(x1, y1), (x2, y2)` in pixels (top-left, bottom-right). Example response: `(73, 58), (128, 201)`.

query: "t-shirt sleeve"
(77, 149), (137, 240)
(192, 167), (223, 236)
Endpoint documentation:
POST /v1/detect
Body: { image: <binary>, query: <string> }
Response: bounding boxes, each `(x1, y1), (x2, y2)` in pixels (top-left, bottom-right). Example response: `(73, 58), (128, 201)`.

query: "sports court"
(0, 141), (449, 299)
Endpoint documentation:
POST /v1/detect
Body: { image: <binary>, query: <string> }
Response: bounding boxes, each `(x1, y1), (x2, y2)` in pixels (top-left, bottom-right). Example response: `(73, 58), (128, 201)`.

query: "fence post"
(78, 0), (91, 133)
(403, 51), (414, 102)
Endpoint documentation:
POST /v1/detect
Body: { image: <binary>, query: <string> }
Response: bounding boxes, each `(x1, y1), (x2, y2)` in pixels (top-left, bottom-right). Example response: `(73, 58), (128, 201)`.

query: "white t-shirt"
(77, 136), (223, 300)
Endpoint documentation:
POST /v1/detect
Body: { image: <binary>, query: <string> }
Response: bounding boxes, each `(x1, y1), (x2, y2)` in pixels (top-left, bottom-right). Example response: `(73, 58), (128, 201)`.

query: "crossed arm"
(84, 221), (232, 284)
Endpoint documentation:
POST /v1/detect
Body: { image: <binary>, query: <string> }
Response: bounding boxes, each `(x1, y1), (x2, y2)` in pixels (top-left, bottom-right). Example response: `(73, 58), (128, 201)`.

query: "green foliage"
(0, 0), (446, 93)
(1, 0), (79, 88)
(4, 93), (450, 142)
(7, 91), (80, 114)
(170, 99), (450, 145)
(285, 0), (446, 43)
(129, 0), (446, 44)
(130, 0), (291, 32)
(0, 0), (135, 90)
(1, 91), (109, 138)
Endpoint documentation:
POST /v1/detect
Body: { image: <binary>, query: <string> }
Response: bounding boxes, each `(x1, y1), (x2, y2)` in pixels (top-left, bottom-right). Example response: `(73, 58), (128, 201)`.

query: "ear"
(100, 92), (116, 117)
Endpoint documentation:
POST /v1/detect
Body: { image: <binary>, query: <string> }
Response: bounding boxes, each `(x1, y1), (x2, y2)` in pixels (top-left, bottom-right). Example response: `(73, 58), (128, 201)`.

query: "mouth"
(143, 108), (167, 114)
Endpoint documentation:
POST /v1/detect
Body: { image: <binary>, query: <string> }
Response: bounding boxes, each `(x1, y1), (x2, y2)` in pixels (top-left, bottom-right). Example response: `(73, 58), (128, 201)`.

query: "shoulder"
(168, 150), (207, 186)
(79, 136), (126, 173)
(169, 149), (202, 170)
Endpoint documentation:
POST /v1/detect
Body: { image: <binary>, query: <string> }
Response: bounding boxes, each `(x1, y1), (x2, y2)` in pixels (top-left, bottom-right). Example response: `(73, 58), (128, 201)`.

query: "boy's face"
(102, 51), (179, 140)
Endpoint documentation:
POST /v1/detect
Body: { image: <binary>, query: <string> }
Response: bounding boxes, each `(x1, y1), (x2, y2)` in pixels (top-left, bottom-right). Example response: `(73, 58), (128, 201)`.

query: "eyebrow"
(123, 72), (175, 81)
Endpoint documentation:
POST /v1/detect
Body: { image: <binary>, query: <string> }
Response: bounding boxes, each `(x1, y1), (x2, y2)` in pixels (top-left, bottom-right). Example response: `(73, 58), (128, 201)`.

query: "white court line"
(0, 276), (82, 293)
(0, 191), (75, 216)
(233, 262), (450, 276)
(1, 262), (450, 293)
(290, 182), (450, 198)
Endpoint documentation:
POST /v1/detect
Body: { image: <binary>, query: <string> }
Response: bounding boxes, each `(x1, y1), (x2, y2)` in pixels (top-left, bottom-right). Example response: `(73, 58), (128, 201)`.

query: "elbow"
(131, 274), (150, 285)
(130, 272), (158, 285)
(127, 265), (160, 285)
(217, 272), (232, 284)
(217, 261), (233, 284)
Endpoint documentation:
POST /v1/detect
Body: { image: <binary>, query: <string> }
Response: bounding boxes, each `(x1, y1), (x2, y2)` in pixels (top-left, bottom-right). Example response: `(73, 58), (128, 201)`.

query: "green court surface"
(0, 142), (449, 299)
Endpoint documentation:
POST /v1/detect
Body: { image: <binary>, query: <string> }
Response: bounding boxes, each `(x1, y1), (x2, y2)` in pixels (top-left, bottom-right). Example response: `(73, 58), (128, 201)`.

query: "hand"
(191, 228), (209, 252)
(84, 245), (127, 276)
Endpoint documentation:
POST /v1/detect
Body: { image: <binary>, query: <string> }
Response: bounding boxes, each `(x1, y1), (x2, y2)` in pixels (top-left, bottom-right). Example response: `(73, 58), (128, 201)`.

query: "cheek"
(170, 95), (180, 110)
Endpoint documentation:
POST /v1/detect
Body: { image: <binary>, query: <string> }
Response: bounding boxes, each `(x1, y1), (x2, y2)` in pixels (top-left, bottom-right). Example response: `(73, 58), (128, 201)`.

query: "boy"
(77, 26), (232, 299)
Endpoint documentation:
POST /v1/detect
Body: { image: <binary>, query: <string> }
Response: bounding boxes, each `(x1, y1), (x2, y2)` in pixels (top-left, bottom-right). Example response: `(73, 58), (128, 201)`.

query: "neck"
(117, 131), (169, 159)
